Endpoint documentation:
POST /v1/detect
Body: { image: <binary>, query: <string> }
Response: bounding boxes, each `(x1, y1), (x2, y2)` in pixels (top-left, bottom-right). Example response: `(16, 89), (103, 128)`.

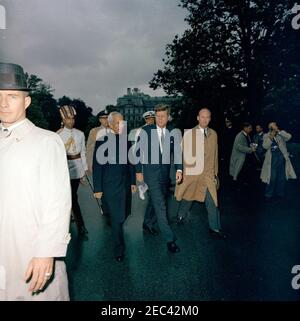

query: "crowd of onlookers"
(220, 119), (297, 201)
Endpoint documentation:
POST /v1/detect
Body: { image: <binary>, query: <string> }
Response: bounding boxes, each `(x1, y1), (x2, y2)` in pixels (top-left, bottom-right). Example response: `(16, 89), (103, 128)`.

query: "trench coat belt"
(67, 153), (81, 160)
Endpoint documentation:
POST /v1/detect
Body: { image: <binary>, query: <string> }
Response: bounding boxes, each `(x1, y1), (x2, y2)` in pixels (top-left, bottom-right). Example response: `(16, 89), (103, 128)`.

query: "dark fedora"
(0, 62), (29, 91)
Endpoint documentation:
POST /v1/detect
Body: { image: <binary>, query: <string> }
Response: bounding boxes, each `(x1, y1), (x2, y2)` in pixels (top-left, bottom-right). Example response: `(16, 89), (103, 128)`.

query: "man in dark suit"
(135, 104), (183, 253)
(93, 112), (136, 262)
(253, 124), (265, 165)
(220, 118), (237, 179)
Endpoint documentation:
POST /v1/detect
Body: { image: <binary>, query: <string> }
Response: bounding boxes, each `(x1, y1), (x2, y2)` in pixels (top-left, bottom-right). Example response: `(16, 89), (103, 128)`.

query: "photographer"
(260, 122), (297, 201)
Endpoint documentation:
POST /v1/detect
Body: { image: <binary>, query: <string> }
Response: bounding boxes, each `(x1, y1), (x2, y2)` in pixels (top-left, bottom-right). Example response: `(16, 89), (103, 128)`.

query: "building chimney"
(127, 88), (131, 95)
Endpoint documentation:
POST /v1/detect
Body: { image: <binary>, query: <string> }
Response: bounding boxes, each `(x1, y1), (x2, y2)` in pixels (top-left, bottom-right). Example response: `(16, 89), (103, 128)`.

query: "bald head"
(197, 108), (211, 129)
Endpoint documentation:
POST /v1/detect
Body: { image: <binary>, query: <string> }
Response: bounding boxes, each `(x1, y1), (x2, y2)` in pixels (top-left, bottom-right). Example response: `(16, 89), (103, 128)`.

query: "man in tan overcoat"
(175, 108), (226, 238)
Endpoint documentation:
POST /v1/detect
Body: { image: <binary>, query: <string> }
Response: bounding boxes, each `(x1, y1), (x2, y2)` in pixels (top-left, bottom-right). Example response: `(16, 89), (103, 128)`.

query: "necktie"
(160, 129), (165, 153)
(204, 128), (208, 138)
(1, 128), (10, 138)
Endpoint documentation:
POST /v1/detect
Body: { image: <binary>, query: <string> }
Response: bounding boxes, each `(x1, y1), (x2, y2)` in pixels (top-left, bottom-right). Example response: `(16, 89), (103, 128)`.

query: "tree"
(25, 73), (55, 129)
(150, 0), (298, 129)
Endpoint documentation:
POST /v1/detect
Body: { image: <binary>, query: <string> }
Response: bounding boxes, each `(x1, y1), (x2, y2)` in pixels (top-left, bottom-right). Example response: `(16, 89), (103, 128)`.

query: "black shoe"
(209, 228), (227, 239)
(177, 216), (185, 225)
(143, 224), (158, 236)
(115, 255), (124, 263)
(167, 241), (180, 253)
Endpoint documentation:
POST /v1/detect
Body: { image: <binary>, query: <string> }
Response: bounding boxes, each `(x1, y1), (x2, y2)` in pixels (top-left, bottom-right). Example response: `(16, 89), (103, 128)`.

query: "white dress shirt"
(156, 126), (166, 153)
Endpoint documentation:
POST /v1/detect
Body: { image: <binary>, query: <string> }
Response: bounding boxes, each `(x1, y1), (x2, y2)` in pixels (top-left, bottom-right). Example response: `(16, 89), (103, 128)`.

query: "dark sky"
(0, 0), (187, 113)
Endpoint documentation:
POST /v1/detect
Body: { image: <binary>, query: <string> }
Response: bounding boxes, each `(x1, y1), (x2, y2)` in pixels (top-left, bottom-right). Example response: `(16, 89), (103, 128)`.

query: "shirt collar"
(242, 131), (248, 136)
(198, 126), (208, 134)
(1, 119), (27, 132)
(157, 126), (166, 133)
(63, 127), (73, 133)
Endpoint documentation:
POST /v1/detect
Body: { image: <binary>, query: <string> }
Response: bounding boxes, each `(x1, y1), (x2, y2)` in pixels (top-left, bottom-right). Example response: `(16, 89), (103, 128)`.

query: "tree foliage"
(150, 0), (299, 137)
(25, 75), (99, 137)
(26, 74), (55, 129)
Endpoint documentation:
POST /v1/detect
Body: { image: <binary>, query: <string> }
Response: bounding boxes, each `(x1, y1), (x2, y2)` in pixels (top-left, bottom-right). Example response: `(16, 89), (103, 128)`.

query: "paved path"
(66, 175), (300, 301)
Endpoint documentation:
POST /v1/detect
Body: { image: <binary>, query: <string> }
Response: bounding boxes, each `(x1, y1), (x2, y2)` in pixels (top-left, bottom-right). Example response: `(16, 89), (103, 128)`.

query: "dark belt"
(67, 153), (81, 160)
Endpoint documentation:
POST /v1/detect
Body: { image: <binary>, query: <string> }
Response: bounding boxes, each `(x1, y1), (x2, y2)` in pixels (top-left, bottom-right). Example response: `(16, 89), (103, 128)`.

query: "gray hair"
(108, 111), (123, 124)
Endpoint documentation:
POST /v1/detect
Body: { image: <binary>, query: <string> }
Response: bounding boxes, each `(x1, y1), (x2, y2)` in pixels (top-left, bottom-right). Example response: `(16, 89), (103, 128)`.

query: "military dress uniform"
(58, 125), (88, 234)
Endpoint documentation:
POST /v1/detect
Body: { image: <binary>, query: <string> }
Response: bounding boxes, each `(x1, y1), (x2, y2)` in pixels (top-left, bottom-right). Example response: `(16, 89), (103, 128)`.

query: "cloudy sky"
(0, 0), (187, 113)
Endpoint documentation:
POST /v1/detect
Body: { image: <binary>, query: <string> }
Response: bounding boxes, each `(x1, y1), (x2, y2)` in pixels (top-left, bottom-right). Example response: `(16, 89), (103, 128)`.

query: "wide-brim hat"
(0, 62), (30, 91)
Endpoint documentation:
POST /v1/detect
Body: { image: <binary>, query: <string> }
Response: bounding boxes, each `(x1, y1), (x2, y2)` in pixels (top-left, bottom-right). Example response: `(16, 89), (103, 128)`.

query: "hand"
(214, 176), (220, 190)
(131, 185), (137, 193)
(176, 171), (183, 184)
(269, 130), (277, 139)
(136, 173), (144, 183)
(80, 175), (88, 186)
(94, 192), (103, 199)
(24, 257), (54, 293)
(85, 170), (90, 176)
(250, 146), (257, 152)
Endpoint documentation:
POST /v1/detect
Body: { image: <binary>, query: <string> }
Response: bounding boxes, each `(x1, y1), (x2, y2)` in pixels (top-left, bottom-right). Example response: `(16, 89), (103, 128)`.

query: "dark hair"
(242, 122), (252, 129)
(268, 122), (278, 130)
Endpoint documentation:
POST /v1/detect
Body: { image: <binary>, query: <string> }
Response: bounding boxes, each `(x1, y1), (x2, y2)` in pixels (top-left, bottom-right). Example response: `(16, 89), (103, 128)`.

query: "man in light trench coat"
(260, 122), (297, 200)
(0, 62), (71, 300)
(175, 108), (226, 238)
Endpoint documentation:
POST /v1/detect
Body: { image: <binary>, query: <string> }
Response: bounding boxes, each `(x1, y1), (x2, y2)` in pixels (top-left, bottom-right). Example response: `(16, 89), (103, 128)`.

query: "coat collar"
(194, 125), (211, 137)
(0, 118), (35, 141)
